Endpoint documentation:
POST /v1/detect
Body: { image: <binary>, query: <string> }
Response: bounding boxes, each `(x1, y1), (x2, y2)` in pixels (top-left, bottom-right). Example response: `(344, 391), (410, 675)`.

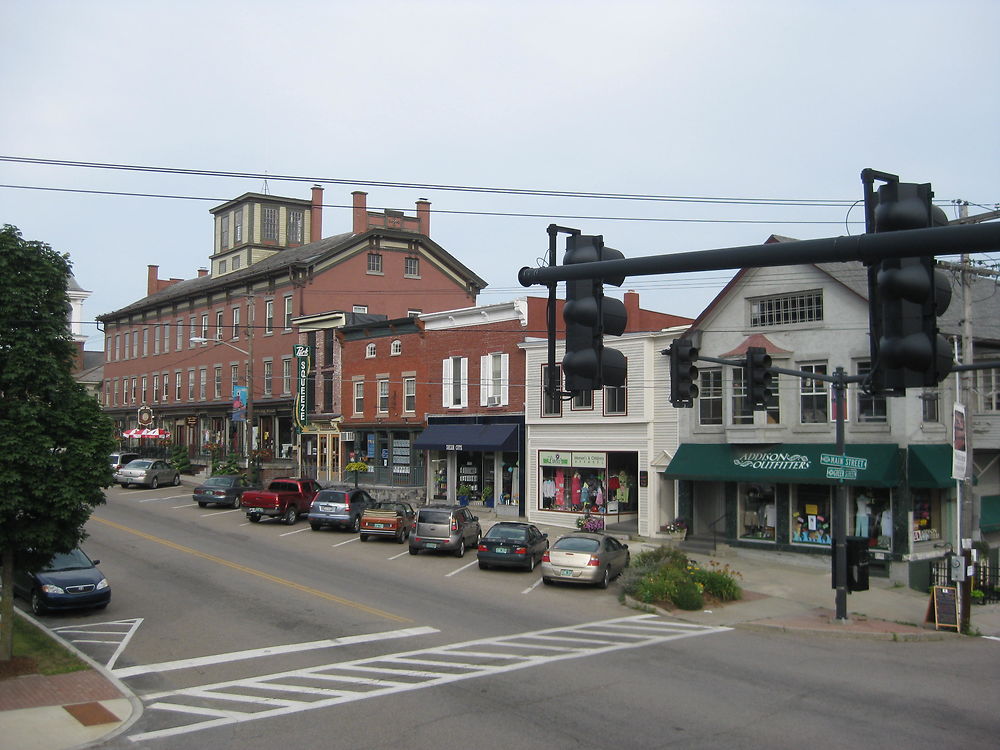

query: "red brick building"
(97, 188), (485, 470)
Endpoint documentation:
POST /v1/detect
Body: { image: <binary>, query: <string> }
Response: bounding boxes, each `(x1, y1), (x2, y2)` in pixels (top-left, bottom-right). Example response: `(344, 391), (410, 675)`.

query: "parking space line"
(387, 550), (409, 560)
(332, 538), (358, 548)
(279, 527), (311, 537)
(201, 508), (243, 517)
(521, 578), (544, 594)
(445, 559), (479, 577)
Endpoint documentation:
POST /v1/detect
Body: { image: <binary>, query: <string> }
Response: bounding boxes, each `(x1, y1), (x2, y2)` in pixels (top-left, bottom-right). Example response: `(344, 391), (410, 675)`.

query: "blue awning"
(412, 423), (519, 452)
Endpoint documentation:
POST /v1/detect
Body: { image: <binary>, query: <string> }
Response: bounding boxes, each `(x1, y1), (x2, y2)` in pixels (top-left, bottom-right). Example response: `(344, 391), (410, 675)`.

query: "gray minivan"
(409, 504), (481, 557)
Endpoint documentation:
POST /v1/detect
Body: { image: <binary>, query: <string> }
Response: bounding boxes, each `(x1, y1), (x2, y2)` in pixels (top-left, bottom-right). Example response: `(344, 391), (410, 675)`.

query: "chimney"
(415, 198), (431, 236)
(352, 191), (368, 233)
(147, 265), (160, 296)
(624, 290), (640, 331)
(310, 184), (323, 241)
(198, 268), (209, 278)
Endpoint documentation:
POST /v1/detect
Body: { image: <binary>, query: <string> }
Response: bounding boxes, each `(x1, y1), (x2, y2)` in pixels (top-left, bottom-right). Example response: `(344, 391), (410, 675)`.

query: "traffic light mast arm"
(693, 353), (868, 386)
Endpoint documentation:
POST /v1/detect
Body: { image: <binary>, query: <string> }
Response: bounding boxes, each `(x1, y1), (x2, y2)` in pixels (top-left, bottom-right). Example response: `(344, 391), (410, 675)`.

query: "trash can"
(831, 536), (871, 592)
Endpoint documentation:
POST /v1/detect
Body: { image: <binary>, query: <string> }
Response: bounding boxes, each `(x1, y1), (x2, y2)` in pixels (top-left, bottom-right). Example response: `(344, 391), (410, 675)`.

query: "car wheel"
(542, 577), (553, 586)
(31, 591), (47, 616)
(454, 539), (466, 558)
(310, 523), (321, 531)
(248, 514), (261, 523)
(359, 534), (369, 542)
(396, 529), (406, 544)
(150, 476), (159, 489)
(283, 507), (297, 526)
(598, 566), (611, 589)
(478, 561), (489, 570)
(173, 473), (181, 486)
(351, 516), (361, 533)
(198, 501), (207, 508)
(231, 496), (241, 509)
(408, 546), (418, 555)
(526, 555), (536, 572)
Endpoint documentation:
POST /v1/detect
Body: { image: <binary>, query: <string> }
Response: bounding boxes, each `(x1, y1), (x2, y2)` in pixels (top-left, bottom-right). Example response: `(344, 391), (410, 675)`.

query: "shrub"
(670, 579), (704, 610)
(170, 444), (192, 474)
(212, 456), (242, 476)
(622, 546), (742, 610)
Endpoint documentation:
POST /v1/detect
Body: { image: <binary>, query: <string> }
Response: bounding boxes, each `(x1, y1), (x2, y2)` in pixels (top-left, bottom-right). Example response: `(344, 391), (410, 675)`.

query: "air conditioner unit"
(487, 395), (501, 406)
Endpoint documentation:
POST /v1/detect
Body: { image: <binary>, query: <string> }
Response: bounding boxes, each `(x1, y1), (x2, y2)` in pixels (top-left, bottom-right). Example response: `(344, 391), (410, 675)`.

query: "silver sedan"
(115, 459), (181, 489)
(541, 532), (630, 588)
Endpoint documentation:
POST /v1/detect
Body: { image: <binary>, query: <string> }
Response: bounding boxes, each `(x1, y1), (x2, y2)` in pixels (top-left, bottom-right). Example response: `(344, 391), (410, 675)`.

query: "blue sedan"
(477, 522), (549, 571)
(14, 548), (111, 615)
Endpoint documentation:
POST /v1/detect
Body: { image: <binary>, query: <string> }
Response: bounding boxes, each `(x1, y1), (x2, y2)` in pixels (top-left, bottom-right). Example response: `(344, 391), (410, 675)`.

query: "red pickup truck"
(242, 478), (321, 525)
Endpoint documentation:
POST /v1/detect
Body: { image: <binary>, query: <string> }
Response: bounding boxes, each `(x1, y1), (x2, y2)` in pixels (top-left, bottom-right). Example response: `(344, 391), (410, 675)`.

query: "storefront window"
(851, 487), (891, 550)
(739, 483), (776, 540)
(792, 485), (832, 545)
(912, 490), (942, 542)
(538, 451), (637, 514)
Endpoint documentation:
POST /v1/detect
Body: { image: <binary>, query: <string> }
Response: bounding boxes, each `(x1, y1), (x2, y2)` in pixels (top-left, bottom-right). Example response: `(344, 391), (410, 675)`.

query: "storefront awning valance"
(412, 423), (519, 452)
(906, 444), (954, 488)
(980, 495), (1000, 534)
(663, 443), (901, 487)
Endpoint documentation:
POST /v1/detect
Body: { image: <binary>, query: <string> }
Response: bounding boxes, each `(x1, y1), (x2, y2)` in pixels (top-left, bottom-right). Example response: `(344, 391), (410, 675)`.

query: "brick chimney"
(198, 268), (209, 278)
(624, 290), (640, 330)
(415, 198), (431, 236)
(310, 185), (323, 241)
(147, 265), (160, 296)
(352, 191), (368, 233)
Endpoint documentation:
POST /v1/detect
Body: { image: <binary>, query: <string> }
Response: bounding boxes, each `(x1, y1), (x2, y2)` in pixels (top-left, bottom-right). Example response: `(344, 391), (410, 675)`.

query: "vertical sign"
(294, 344), (313, 431)
(952, 403), (970, 480)
(232, 386), (248, 422)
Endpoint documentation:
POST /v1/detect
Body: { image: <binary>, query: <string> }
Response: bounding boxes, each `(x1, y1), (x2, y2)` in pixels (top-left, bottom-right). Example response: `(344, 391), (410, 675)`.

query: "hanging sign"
(294, 344), (313, 431)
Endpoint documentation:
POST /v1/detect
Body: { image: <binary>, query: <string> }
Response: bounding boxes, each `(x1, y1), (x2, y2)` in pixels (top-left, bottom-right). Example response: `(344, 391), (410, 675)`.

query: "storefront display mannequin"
(855, 493), (871, 537)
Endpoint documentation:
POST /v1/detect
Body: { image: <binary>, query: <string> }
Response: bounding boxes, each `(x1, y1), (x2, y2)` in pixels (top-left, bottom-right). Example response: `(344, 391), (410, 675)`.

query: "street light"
(189, 334), (255, 462)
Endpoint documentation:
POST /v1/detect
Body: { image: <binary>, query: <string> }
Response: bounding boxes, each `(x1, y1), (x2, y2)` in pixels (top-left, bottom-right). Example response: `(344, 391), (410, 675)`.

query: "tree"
(0, 225), (115, 662)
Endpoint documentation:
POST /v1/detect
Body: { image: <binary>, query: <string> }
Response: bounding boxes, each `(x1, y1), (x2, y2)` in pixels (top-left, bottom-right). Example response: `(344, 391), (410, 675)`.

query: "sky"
(2, 1), (998, 348)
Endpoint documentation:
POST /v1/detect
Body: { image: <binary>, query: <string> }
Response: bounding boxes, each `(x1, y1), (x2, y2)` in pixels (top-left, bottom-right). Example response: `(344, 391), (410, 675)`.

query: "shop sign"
(293, 345), (313, 430)
(539, 451), (572, 467)
(733, 451), (811, 472)
(572, 452), (606, 469)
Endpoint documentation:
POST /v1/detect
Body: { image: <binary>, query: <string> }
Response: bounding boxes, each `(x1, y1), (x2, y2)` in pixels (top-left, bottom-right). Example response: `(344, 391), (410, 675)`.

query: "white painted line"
(332, 537), (359, 548)
(280, 527), (311, 537)
(522, 578), (544, 594)
(113, 625), (439, 678)
(388, 550), (409, 560)
(445, 559), (479, 577)
(201, 508), (243, 517)
(170, 503), (192, 509)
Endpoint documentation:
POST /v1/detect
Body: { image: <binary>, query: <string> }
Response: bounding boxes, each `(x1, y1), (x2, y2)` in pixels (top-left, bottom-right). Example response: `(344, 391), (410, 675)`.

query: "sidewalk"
(2, 510), (997, 750)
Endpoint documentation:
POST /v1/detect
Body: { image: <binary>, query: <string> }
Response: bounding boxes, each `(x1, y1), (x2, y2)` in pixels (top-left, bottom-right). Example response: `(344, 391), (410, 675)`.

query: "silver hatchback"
(409, 505), (481, 557)
(115, 459), (181, 489)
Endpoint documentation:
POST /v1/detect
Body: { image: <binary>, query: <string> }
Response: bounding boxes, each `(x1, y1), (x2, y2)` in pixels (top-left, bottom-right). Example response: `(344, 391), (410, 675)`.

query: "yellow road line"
(93, 516), (410, 623)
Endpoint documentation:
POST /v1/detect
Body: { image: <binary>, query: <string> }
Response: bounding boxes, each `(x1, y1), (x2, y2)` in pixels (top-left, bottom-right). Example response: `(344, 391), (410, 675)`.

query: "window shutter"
(480, 355), (489, 406)
(500, 353), (509, 405)
(442, 359), (451, 408)
(460, 357), (469, 408)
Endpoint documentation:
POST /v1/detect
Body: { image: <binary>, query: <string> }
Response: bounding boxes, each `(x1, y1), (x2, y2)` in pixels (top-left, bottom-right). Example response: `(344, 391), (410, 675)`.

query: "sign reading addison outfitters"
(294, 344), (314, 431)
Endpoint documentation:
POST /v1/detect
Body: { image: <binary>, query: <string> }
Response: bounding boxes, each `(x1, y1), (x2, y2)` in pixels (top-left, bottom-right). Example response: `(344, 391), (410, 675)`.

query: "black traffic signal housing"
(668, 338), (699, 407)
(745, 347), (773, 410)
(866, 180), (953, 394)
(561, 234), (628, 392)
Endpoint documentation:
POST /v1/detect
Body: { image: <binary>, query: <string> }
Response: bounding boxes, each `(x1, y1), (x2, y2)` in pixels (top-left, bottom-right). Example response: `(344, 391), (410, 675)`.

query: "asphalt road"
(32, 483), (1000, 749)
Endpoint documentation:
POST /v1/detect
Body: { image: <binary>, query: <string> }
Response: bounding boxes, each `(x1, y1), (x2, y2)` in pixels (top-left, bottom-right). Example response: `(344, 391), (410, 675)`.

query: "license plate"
(373, 523), (385, 529)
(426, 542), (438, 549)
(496, 547), (509, 554)
(248, 507), (262, 513)
(560, 569), (573, 576)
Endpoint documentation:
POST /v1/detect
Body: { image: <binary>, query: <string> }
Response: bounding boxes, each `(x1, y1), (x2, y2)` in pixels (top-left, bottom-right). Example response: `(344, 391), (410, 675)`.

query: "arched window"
(366, 343), (377, 358)
(391, 339), (402, 356)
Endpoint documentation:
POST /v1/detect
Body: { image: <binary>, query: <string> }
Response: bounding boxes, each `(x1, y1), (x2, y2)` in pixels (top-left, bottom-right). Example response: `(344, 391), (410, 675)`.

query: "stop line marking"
(128, 614), (730, 742)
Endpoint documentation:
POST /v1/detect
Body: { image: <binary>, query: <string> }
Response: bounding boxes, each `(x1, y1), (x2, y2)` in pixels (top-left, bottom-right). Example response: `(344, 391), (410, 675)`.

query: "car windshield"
(42, 549), (94, 572)
(204, 476), (237, 487)
(316, 491), (348, 503)
(418, 511), (451, 524)
(553, 537), (600, 553)
(372, 502), (399, 511)
(126, 460), (153, 469)
(485, 526), (527, 541)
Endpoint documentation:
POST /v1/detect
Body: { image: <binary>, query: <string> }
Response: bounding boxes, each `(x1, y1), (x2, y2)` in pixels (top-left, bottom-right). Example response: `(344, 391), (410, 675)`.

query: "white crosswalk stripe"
(128, 615), (729, 743)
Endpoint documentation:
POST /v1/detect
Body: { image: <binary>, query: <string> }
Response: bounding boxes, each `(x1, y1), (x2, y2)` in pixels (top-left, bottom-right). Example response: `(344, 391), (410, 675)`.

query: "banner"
(232, 386), (248, 422)
(293, 344), (314, 431)
(952, 403), (970, 480)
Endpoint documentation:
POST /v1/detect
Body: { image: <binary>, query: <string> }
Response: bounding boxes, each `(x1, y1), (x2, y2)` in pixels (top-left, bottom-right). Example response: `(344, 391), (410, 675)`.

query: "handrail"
(707, 512), (727, 554)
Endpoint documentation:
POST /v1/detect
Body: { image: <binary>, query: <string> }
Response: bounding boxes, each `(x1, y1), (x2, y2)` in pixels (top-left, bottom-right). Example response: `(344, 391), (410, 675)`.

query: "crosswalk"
(126, 615), (730, 743)
(51, 618), (143, 671)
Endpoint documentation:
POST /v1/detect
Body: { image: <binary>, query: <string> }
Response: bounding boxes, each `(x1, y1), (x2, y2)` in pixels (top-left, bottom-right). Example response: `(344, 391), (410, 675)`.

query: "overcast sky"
(2, 1), (998, 347)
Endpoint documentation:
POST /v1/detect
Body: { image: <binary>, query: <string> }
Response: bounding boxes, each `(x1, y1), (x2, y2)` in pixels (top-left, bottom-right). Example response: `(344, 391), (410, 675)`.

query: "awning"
(907, 444), (954, 488)
(663, 443), (901, 487)
(412, 423), (519, 452)
(122, 428), (142, 438)
(981, 495), (1000, 534)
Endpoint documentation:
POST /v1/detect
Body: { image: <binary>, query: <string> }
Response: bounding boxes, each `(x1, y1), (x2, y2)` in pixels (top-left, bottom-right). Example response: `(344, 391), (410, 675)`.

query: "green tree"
(0, 225), (115, 662)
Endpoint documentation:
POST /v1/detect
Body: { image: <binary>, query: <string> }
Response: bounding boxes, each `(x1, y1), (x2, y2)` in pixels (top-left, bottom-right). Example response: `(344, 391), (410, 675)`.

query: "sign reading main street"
(820, 453), (869, 471)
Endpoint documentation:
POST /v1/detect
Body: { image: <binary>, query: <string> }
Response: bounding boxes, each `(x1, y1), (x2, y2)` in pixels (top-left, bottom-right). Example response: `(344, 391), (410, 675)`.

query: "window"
(142, 328), (149, 357)
(792, 485), (832, 546)
(408, 309), (422, 317)
(215, 311), (224, 340)
(750, 290), (823, 327)
(214, 367), (222, 399)
(232, 306), (241, 339)
(323, 372), (334, 412)
(189, 317), (196, 346)
(175, 371), (182, 401)
(163, 323), (170, 353)
(201, 314), (209, 340)
(403, 377), (416, 412)
(284, 295), (293, 329)
(353, 305), (368, 314)
(856, 361), (887, 423)
(698, 369), (723, 426)
(542, 364), (562, 417)
(218, 259), (227, 275)
(731, 368), (753, 425)
(405, 256), (420, 277)
(199, 368), (207, 400)
(282, 358), (292, 394)
(572, 388), (593, 410)
(131, 377), (137, 403)
(443, 356), (468, 408)
(287, 209), (304, 244)
(141, 376), (147, 403)
(132, 330), (138, 359)
(265, 299), (274, 334)
(800, 363), (829, 423)
(232, 255), (241, 270)
(353, 380), (364, 415)
(188, 370), (196, 401)
(220, 214), (229, 248)
(367, 253), (383, 274)
(263, 206), (279, 241)
(378, 378), (389, 412)
(921, 389), (940, 423)
(153, 325), (160, 355)
(481, 353), (508, 406)
(974, 363), (1000, 412)
(233, 207), (243, 244)
(114, 333), (120, 361)
(604, 379), (626, 415)
(231, 365), (239, 396)
(324, 329), (335, 367)
(162, 372), (169, 402)
(366, 343), (376, 358)
(113, 379), (118, 406)
(177, 319), (184, 350)
(263, 360), (273, 395)
(152, 375), (159, 402)
(391, 339), (402, 356)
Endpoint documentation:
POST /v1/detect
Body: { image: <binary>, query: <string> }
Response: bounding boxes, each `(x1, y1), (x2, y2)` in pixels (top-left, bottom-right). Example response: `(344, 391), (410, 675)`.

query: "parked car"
(477, 522), (549, 571)
(359, 501), (416, 542)
(13, 548), (111, 615)
(309, 488), (375, 532)
(109, 452), (140, 473)
(193, 475), (257, 508)
(115, 458), (181, 489)
(409, 504), (481, 557)
(541, 532), (630, 588)
(242, 478), (321, 524)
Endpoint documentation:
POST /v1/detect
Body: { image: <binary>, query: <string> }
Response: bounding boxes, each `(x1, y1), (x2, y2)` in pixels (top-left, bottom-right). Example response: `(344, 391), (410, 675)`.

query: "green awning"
(907, 444), (954, 488)
(663, 443), (901, 487)
(981, 495), (1000, 534)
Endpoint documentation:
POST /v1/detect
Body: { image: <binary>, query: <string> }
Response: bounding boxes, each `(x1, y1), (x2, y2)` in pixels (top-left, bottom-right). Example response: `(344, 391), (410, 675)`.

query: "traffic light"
(561, 234), (628, 392)
(668, 338), (699, 407)
(867, 181), (953, 394)
(745, 347), (773, 410)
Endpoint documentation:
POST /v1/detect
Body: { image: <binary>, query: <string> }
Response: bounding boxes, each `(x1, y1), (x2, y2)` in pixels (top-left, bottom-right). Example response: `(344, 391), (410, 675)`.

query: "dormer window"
(263, 207), (279, 242)
(288, 209), (304, 244)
